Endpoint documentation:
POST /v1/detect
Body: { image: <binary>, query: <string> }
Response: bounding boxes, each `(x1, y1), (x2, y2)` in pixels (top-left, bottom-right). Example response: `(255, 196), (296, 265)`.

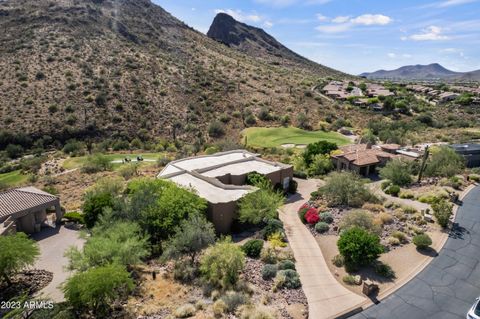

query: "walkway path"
(351, 185), (480, 319)
(279, 179), (366, 319)
(32, 225), (84, 302)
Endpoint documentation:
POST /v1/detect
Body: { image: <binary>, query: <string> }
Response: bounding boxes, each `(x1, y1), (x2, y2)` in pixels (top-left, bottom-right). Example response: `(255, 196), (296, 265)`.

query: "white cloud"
(402, 53), (413, 58)
(316, 13), (392, 33)
(438, 0), (478, 7)
(263, 21), (274, 28)
(387, 52), (413, 59)
(316, 14), (329, 21)
(387, 53), (396, 58)
(332, 15), (351, 23)
(402, 26), (450, 41)
(350, 14), (392, 26)
(215, 9), (263, 24)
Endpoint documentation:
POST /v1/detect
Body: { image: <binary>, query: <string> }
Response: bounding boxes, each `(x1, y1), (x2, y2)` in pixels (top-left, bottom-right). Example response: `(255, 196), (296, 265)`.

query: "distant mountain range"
(360, 63), (480, 81)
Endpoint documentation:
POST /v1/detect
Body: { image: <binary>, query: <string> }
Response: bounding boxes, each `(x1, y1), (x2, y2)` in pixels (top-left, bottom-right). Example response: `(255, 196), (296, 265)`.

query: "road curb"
(332, 183), (478, 319)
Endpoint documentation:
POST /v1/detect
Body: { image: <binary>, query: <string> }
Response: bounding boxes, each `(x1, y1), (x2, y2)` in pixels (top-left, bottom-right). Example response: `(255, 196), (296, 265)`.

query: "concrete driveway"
(32, 225), (84, 302)
(280, 179), (366, 319)
(351, 186), (480, 319)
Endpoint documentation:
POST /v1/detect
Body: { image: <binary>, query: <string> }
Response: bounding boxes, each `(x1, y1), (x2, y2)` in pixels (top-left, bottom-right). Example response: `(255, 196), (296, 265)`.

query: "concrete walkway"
(351, 185), (480, 319)
(279, 179), (366, 319)
(32, 225), (84, 302)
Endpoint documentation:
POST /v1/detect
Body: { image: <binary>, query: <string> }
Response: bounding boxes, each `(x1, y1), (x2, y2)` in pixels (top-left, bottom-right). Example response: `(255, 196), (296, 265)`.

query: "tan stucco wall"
(17, 213), (36, 234)
(207, 201), (238, 234)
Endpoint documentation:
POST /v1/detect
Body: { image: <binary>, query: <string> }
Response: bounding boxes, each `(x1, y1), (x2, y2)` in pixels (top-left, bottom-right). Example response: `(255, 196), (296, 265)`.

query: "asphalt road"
(351, 186), (480, 319)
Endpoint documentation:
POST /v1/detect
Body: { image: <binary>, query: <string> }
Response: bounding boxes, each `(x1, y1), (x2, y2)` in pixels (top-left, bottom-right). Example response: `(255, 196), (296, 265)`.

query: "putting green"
(63, 152), (164, 170)
(0, 170), (30, 188)
(243, 127), (351, 148)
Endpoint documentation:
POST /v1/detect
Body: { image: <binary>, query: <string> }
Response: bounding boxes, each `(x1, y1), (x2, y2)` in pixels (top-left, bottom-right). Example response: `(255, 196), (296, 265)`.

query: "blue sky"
(154, 0), (480, 75)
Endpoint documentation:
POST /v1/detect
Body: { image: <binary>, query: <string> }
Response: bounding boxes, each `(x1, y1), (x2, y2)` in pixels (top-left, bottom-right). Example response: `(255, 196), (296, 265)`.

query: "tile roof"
(334, 144), (397, 166)
(0, 187), (58, 219)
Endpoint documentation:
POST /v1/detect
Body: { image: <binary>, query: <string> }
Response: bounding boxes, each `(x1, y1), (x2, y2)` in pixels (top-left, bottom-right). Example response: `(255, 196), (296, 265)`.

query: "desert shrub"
(342, 275), (356, 285)
(469, 174), (480, 182)
(213, 299), (228, 316)
(377, 212), (394, 225)
(340, 210), (380, 234)
(260, 247), (277, 264)
(5, 144), (24, 159)
(63, 212), (85, 224)
(298, 207), (308, 224)
(221, 291), (248, 312)
(267, 232), (287, 248)
(307, 154), (334, 176)
(237, 305), (276, 319)
(305, 208), (320, 224)
(238, 189), (284, 224)
(440, 176), (463, 190)
(315, 222), (330, 233)
(0, 233), (40, 285)
(362, 203), (385, 212)
(81, 154), (112, 174)
(379, 159), (412, 186)
(319, 211), (334, 224)
(402, 206), (418, 214)
(278, 260), (296, 271)
(374, 262), (396, 278)
(208, 121), (225, 137)
(337, 227), (384, 269)
(200, 238), (245, 290)
(385, 184), (401, 197)
(245, 172), (272, 189)
(274, 269), (301, 289)
(302, 141), (338, 165)
(261, 218), (284, 239)
(387, 237), (400, 246)
(425, 146), (465, 177)
(242, 239), (264, 258)
(63, 264), (134, 316)
(391, 231), (408, 243)
(332, 254), (345, 267)
(381, 180), (392, 190)
(413, 234), (432, 249)
(262, 264), (278, 280)
(173, 259), (197, 282)
(118, 164), (138, 180)
(82, 192), (114, 228)
(320, 171), (376, 207)
(174, 304), (196, 318)
(432, 200), (452, 228)
(399, 190), (415, 199)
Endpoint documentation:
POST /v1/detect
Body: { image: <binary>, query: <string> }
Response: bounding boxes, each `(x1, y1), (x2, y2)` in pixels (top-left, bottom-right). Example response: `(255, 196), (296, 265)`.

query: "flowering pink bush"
(299, 203), (310, 212)
(305, 208), (320, 224)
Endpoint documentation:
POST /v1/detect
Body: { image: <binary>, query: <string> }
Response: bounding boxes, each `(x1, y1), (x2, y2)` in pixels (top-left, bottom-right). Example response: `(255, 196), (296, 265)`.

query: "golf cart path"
(279, 179), (366, 319)
(351, 185), (480, 319)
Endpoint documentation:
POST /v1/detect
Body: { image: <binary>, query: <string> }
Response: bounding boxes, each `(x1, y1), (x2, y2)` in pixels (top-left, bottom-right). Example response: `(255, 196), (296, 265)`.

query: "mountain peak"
(360, 63), (463, 80)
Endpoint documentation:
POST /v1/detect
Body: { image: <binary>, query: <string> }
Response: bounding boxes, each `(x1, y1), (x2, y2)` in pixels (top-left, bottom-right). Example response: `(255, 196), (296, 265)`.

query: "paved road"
(32, 225), (84, 302)
(351, 186), (480, 319)
(280, 179), (366, 319)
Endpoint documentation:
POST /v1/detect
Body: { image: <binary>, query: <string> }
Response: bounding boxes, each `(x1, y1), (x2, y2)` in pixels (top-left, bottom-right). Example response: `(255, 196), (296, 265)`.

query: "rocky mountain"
(360, 63), (465, 80)
(207, 13), (342, 75)
(0, 0), (350, 148)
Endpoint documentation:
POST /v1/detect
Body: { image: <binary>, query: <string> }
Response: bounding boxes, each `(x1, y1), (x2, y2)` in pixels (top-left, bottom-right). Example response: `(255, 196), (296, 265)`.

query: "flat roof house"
(0, 187), (63, 236)
(451, 143), (480, 167)
(158, 150), (293, 233)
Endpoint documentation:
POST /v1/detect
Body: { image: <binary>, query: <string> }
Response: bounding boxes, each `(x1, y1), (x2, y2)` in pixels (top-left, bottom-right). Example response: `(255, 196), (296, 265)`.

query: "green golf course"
(243, 127), (352, 148)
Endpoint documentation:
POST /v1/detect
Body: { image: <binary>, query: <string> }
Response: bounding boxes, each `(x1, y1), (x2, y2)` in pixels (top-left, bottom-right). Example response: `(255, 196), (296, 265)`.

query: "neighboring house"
(450, 143), (480, 168)
(158, 150), (293, 233)
(0, 187), (63, 236)
(332, 144), (397, 176)
(438, 92), (460, 103)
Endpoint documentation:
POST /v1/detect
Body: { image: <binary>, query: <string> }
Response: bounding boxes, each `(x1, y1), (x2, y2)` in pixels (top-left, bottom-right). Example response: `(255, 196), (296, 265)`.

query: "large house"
(332, 144), (398, 176)
(157, 150), (293, 233)
(0, 187), (63, 236)
(451, 143), (480, 168)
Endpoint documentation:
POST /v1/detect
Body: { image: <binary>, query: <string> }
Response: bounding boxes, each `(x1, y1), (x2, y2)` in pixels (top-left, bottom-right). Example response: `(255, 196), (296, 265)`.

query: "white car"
(467, 297), (480, 319)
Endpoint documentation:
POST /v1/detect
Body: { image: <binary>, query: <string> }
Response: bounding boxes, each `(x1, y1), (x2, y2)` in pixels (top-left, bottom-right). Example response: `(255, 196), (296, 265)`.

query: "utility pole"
(417, 145), (430, 183)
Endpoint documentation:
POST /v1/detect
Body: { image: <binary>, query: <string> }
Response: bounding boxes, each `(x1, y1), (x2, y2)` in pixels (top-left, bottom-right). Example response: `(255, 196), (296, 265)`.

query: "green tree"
(425, 146), (464, 177)
(162, 215), (216, 265)
(307, 154), (333, 176)
(359, 129), (377, 145)
(245, 172), (272, 190)
(200, 238), (245, 290)
(66, 220), (150, 272)
(337, 227), (384, 270)
(0, 233), (40, 285)
(83, 192), (114, 228)
(126, 178), (207, 243)
(63, 263), (134, 316)
(432, 200), (453, 228)
(81, 153), (113, 174)
(319, 171), (375, 207)
(238, 189), (285, 225)
(302, 141), (338, 165)
(379, 158), (412, 186)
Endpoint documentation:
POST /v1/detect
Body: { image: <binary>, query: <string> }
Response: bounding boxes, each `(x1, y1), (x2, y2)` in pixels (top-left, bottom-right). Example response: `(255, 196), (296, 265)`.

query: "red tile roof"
(0, 187), (58, 219)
